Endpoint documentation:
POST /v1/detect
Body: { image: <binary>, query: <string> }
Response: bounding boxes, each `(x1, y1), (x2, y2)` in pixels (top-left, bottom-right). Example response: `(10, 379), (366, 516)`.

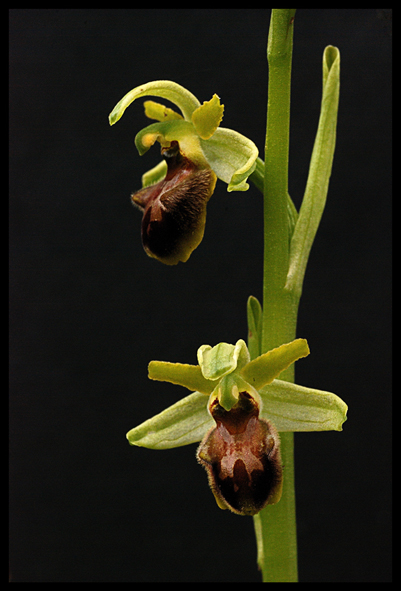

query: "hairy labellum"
(197, 391), (282, 516)
(131, 142), (216, 265)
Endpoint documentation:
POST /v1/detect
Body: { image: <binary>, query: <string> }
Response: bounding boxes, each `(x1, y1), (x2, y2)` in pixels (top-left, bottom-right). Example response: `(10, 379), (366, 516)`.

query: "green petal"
(126, 391), (213, 449)
(241, 339), (310, 389)
(143, 100), (183, 122)
(191, 94), (224, 140)
(141, 160), (167, 188)
(259, 379), (348, 432)
(197, 339), (250, 380)
(109, 80), (201, 125)
(199, 127), (258, 191)
(148, 361), (216, 395)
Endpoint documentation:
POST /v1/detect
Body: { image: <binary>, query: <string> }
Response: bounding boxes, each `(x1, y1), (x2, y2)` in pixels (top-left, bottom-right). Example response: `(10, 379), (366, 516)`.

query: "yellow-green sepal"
(259, 379), (348, 432)
(240, 338), (310, 389)
(126, 391), (213, 449)
(199, 127), (259, 191)
(109, 80), (201, 125)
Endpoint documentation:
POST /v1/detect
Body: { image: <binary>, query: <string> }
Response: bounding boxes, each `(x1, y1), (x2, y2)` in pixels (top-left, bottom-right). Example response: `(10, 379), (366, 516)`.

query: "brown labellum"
(131, 142), (216, 265)
(197, 391), (283, 516)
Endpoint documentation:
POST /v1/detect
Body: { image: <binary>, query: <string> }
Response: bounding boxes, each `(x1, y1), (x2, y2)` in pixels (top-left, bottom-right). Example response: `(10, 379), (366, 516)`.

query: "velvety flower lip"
(126, 337), (347, 515)
(131, 141), (216, 265)
(197, 389), (283, 516)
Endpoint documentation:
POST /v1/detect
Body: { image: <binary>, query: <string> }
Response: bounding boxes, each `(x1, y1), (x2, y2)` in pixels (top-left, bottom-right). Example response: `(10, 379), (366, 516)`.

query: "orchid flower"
(126, 325), (347, 516)
(109, 81), (258, 264)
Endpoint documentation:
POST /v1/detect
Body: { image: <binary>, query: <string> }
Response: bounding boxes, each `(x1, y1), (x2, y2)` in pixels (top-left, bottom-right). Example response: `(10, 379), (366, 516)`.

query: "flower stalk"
(251, 10), (340, 582)
(255, 9), (299, 582)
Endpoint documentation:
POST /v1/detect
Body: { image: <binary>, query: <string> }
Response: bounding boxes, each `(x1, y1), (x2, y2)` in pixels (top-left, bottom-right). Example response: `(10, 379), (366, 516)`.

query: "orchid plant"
(109, 9), (345, 583)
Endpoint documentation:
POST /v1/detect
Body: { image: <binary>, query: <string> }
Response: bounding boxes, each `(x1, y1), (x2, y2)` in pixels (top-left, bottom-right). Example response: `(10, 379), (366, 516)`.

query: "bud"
(131, 142), (216, 265)
(197, 390), (283, 516)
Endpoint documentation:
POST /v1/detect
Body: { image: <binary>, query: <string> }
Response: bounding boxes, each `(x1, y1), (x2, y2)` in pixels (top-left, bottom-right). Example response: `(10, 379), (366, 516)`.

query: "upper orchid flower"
(109, 81), (259, 264)
(126, 327), (347, 516)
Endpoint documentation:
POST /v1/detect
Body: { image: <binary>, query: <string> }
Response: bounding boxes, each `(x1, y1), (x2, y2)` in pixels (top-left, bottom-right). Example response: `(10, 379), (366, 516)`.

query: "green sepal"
(148, 361), (216, 395)
(200, 127), (258, 191)
(109, 80), (201, 125)
(259, 379), (348, 432)
(247, 295), (263, 359)
(240, 339), (310, 390)
(197, 339), (250, 381)
(126, 375), (347, 450)
(126, 391), (213, 449)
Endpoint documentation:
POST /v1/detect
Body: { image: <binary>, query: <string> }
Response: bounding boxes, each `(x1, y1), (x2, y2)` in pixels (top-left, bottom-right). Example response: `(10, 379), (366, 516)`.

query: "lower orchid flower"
(126, 326), (347, 516)
(109, 81), (259, 264)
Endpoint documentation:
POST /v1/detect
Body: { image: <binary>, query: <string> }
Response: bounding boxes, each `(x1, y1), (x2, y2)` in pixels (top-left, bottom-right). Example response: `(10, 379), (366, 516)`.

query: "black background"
(9, 9), (392, 582)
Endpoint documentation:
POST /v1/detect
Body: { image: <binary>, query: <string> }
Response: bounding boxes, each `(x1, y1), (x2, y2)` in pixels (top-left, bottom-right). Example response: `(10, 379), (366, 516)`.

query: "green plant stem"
(253, 9), (300, 583)
(263, 9), (298, 352)
(250, 35), (340, 583)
